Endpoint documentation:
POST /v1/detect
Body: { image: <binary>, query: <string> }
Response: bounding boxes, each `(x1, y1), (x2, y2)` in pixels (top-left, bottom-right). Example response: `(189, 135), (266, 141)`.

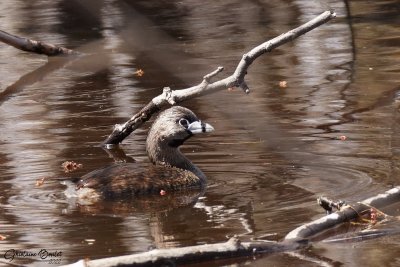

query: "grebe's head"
(147, 106), (214, 149)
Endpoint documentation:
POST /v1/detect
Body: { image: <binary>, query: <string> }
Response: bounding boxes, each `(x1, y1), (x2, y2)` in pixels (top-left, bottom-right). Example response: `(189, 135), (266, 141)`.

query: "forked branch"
(102, 10), (336, 146)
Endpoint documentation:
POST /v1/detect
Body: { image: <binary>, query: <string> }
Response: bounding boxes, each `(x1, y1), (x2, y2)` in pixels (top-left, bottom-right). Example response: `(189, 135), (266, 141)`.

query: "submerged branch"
(64, 236), (300, 267)
(285, 186), (400, 240)
(102, 10), (336, 146)
(64, 187), (400, 267)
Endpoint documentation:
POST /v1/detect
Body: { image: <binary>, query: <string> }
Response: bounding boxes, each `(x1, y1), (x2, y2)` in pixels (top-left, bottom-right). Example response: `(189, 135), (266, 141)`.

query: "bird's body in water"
(72, 106), (214, 201)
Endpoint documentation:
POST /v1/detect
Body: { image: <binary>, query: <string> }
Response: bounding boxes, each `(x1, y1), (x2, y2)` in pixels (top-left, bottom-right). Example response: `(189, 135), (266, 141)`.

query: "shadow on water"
(0, 0), (399, 266)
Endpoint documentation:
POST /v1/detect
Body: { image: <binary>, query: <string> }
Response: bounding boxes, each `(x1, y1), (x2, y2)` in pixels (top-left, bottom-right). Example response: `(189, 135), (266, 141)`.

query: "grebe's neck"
(146, 136), (206, 182)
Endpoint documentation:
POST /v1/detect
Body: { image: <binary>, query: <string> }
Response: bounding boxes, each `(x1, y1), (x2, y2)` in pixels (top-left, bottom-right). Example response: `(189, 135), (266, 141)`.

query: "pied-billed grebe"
(73, 106), (214, 200)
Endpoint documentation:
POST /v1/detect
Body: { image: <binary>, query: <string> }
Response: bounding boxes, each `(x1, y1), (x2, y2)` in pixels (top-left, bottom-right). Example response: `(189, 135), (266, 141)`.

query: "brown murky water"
(0, 0), (399, 266)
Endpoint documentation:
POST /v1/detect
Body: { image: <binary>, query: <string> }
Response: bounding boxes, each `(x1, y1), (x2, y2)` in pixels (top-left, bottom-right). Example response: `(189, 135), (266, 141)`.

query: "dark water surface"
(0, 0), (399, 266)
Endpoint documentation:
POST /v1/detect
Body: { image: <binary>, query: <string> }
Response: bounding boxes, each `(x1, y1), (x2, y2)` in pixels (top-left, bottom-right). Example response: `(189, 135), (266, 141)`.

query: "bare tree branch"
(0, 11), (336, 145)
(102, 10), (336, 146)
(0, 29), (79, 56)
(64, 236), (300, 267)
(64, 186), (400, 267)
(285, 186), (400, 240)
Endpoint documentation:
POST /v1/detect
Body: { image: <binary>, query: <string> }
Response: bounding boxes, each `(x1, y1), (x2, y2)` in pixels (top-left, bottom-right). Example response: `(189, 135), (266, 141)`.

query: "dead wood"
(285, 186), (400, 240)
(0, 11), (335, 144)
(63, 187), (400, 267)
(63, 236), (301, 267)
(0, 29), (78, 56)
(0, 11), (336, 145)
(102, 10), (336, 146)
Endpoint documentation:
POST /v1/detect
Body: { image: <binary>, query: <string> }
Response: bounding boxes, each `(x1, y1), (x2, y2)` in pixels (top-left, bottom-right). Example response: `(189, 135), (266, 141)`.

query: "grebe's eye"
(178, 118), (189, 129)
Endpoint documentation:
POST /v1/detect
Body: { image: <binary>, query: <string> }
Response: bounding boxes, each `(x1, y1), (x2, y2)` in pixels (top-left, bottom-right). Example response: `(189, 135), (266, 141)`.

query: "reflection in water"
(0, 0), (399, 266)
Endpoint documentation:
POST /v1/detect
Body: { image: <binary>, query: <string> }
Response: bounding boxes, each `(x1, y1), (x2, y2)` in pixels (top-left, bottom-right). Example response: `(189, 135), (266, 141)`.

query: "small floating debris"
(160, 190), (166, 196)
(0, 234), (7, 240)
(62, 161), (83, 173)
(339, 135), (347, 141)
(84, 239), (96, 245)
(370, 208), (377, 224)
(35, 177), (46, 187)
(279, 80), (288, 88)
(134, 69), (144, 77)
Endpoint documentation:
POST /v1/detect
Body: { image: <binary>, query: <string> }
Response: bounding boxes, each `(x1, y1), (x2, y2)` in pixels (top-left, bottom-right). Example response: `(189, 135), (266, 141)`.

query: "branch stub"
(163, 87), (176, 105)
